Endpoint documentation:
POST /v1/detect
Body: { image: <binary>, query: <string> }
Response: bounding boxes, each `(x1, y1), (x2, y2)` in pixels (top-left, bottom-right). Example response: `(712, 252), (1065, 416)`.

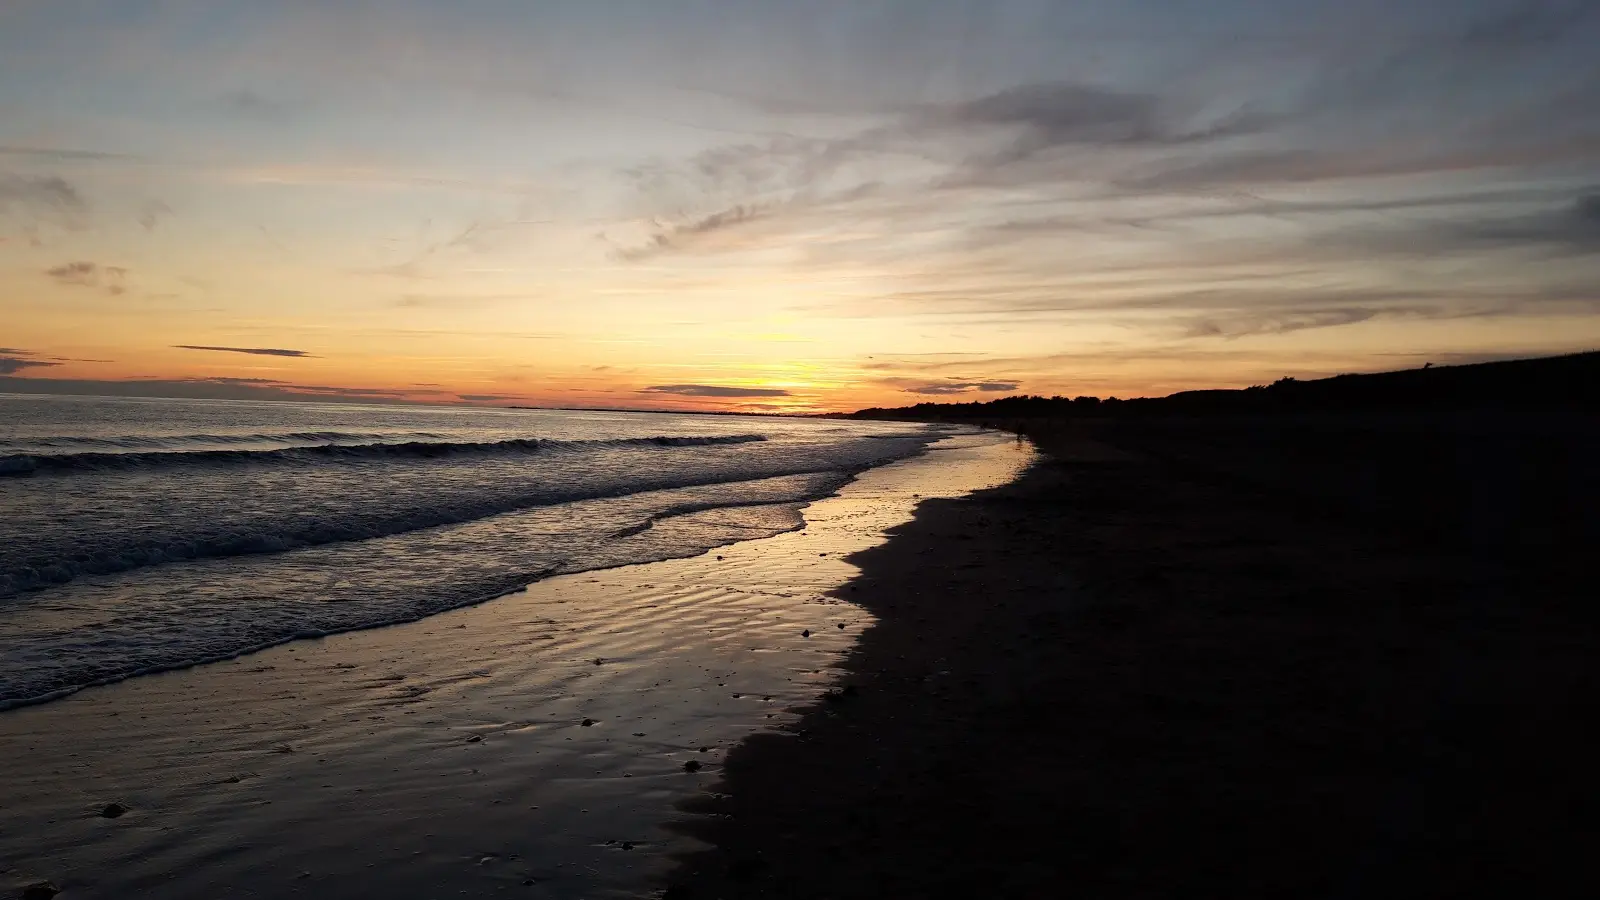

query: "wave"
(0, 455), (856, 598)
(0, 434), (767, 476)
(608, 495), (812, 539)
(0, 430), (449, 452)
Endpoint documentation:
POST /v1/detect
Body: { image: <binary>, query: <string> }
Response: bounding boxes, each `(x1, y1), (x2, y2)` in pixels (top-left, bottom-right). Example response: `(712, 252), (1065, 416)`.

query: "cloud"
(919, 83), (1261, 165)
(640, 384), (792, 398)
(46, 261), (97, 283)
(0, 349), (63, 375)
(138, 199), (172, 232)
(1116, 136), (1600, 192)
(0, 375), (423, 404)
(1182, 308), (1391, 339)
(393, 292), (552, 310)
(1452, 191), (1600, 255)
(217, 89), (293, 121)
(0, 146), (136, 163)
(456, 393), (519, 402)
(1, 174), (88, 228)
(173, 345), (315, 358)
(45, 261), (128, 294)
(1293, 192), (1600, 265)
(618, 204), (770, 261)
(1460, 2), (1600, 46)
(902, 380), (1020, 396)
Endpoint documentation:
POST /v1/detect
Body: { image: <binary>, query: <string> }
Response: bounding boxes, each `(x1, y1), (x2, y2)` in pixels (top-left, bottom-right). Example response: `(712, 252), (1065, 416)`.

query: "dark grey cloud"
(138, 199), (172, 232)
(1292, 191), (1600, 266)
(1, 174), (88, 228)
(1460, 1), (1600, 46)
(283, 384), (412, 398)
(618, 204), (770, 261)
(0, 376), (421, 404)
(640, 384), (791, 398)
(919, 83), (1262, 166)
(0, 145), (136, 163)
(1116, 133), (1600, 192)
(1453, 192), (1600, 254)
(217, 89), (293, 121)
(174, 345), (315, 358)
(1182, 308), (1391, 339)
(46, 261), (97, 282)
(903, 380), (1020, 396)
(45, 261), (128, 294)
(0, 349), (63, 375)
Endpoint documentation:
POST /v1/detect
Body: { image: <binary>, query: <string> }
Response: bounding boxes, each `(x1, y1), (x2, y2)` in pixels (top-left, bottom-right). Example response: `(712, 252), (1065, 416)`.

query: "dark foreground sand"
(667, 430), (1597, 899)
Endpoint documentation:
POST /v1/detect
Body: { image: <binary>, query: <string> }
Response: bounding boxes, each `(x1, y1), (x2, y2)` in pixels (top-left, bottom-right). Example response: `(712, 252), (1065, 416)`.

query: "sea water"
(0, 394), (940, 706)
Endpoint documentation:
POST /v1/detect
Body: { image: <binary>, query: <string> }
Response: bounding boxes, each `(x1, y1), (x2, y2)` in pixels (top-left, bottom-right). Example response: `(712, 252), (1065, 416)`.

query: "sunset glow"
(4, 1), (1598, 412)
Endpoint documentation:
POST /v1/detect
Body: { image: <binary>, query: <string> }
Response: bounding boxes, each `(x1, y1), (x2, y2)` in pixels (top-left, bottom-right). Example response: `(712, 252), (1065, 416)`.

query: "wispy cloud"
(913, 82), (1265, 171)
(173, 345), (315, 358)
(900, 379), (1020, 396)
(0, 145), (137, 163)
(1, 174), (88, 229)
(1452, 191), (1600, 255)
(137, 199), (173, 232)
(45, 261), (128, 295)
(0, 349), (63, 375)
(618, 204), (770, 261)
(640, 384), (791, 398)
(216, 89), (294, 121)
(0, 375), (421, 404)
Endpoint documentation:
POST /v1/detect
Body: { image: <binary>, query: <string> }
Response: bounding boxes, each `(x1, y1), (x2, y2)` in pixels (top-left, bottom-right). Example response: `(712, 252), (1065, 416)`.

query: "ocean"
(0, 394), (942, 707)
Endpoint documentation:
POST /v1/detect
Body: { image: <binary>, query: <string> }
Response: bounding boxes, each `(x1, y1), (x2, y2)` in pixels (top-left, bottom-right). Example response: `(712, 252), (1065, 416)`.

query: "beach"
(669, 425), (1597, 898)
(0, 431), (1029, 899)
(6, 416), (1595, 899)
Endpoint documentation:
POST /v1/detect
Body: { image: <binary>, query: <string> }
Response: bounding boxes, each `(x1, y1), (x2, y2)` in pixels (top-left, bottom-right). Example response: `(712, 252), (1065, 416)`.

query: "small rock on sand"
(683, 760), (702, 772)
(100, 802), (129, 819)
(801, 629), (811, 637)
(581, 718), (596, 727)
(22, 882), (61, 900)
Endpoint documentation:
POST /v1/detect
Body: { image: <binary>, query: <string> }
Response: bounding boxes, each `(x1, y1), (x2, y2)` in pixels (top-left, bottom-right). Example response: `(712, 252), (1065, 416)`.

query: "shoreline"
(0, 432), (1028, 899)
(666, 430), (1596, 898)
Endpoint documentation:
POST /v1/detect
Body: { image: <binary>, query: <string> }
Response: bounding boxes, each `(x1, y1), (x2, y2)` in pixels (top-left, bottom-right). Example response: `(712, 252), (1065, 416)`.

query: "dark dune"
(667, 364), (1598, 898)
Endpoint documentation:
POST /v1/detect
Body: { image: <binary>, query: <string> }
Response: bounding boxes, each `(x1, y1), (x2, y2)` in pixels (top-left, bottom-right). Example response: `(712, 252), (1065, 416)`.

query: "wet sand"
(669, 430), (1597, 898)
(0, 433), (1031, 899)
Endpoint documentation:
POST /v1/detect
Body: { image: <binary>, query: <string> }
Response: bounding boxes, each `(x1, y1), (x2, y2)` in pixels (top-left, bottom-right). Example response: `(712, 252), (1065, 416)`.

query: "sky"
(2, 0), (1597, 413)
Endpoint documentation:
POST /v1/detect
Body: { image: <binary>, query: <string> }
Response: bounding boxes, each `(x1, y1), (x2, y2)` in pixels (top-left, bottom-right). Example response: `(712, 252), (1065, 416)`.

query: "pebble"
(22, 882), (60, 900)
(100, 802), (129, 819)
(683, 760), (702, 772)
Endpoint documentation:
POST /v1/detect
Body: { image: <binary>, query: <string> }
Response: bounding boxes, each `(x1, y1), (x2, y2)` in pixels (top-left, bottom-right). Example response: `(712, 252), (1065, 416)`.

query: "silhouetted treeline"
(849, 351), (1600, 420)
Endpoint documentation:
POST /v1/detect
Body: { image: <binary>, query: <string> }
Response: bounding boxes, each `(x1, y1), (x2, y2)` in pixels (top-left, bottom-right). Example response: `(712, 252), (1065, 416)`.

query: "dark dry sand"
(667, 432), (1598, 899)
